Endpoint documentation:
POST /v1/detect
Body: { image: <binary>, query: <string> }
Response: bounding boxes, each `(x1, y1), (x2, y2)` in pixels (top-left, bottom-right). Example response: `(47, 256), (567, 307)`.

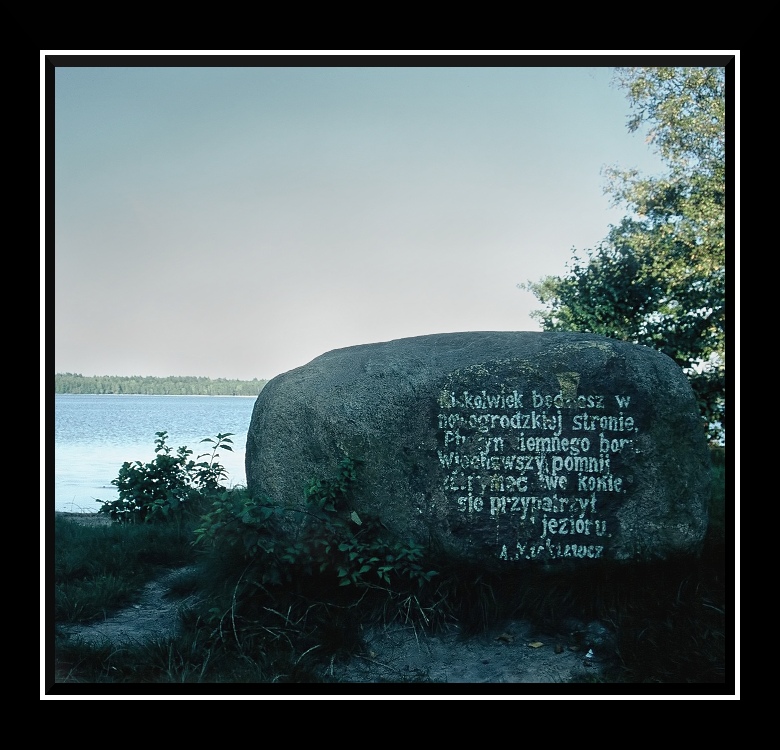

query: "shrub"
(194, 456), (439, 590)
(98, 431), (234, 523)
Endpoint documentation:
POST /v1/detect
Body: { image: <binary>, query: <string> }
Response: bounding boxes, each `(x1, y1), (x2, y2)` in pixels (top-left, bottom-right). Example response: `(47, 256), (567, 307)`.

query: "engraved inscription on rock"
(247, 332), (710, 565)
(436, 365), (642, 562)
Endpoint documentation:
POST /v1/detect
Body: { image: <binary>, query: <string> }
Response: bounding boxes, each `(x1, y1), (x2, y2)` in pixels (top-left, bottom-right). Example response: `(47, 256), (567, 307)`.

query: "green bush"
(194, 456), (439, 590)
(98, 431), (234, 523)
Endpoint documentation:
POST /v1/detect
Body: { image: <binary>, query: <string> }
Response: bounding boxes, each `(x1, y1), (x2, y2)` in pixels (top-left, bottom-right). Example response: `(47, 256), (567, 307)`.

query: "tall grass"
(54, 514), (198, 622)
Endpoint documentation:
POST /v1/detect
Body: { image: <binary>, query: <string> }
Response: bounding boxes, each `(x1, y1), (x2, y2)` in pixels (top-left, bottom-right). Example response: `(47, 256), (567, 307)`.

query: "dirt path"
(57, 566), (201, 647)
(58, 567), (610, 683)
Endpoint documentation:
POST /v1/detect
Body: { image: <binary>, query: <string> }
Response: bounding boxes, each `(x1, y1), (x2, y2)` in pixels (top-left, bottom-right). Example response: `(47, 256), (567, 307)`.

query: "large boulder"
(245, 332), (710, 566)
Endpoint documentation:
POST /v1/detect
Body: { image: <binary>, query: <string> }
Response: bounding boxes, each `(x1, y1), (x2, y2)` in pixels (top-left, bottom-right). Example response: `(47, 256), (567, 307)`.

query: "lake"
(53, 394), (257, 513)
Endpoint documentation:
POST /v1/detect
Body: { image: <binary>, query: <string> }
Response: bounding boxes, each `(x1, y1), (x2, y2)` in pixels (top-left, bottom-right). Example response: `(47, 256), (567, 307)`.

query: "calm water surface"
(53, 394), (257, 513)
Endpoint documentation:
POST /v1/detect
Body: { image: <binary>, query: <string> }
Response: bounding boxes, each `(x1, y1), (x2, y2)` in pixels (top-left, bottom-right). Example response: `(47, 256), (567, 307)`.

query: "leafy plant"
(194, 488), (286, 568)
(185, 457), (444, 675)
(99, 431), (234, 523)
(192, 433), (235, 494)
(195, 456), (439, 591)
(300, 458), (438, 588)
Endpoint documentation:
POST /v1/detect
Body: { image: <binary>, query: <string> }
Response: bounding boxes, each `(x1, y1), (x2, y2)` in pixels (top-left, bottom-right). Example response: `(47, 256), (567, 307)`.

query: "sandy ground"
(321, 620), (607, 684)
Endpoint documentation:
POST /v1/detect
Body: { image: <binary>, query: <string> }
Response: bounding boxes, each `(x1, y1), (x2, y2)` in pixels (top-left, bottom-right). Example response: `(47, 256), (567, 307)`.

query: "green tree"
(522, 66), (726, 442)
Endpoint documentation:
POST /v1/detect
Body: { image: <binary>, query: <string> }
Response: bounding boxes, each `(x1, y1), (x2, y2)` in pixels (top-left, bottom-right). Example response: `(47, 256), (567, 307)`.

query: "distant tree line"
(55, 373), (268, 396)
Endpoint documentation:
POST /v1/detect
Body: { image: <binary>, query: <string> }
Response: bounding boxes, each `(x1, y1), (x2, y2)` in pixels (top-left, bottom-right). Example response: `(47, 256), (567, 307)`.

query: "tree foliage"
(522, 66), (727, 442)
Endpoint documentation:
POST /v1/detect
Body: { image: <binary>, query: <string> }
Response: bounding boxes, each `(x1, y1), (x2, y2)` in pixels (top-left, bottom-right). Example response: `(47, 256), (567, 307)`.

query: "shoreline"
(55, 511), (112, 526)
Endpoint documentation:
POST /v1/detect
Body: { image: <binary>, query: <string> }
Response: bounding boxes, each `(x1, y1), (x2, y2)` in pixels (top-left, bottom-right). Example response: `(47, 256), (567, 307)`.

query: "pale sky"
(49, 52), (732, 381)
